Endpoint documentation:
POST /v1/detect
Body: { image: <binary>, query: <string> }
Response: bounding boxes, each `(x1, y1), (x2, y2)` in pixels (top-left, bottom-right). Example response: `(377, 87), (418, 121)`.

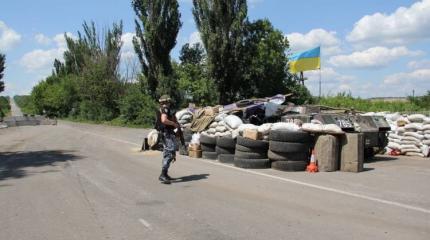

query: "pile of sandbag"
(201, 114), (242, 138)
(176, 109), (193, 128)
(386, 113), (430, 157)
(237, 123), (273, 140)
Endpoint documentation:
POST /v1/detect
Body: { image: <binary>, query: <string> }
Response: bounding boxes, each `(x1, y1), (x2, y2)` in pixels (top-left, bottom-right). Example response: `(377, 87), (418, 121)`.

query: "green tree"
(132, 0), (182, 100)
(241, 19), (290, 98)
(192, 0), (248, 104)
(179, 43), (205, 65)
(119, 83), (157, 126)
(0, 53), (5, 93)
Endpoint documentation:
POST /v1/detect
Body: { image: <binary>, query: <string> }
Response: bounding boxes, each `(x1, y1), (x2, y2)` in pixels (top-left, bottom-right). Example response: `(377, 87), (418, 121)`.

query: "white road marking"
(73, 128), (430, 215)
(139, 218), (152, 230)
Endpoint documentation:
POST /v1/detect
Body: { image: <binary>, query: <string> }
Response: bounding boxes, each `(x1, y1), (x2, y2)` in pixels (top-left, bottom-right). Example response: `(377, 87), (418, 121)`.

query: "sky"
(1, 0), (429, 98)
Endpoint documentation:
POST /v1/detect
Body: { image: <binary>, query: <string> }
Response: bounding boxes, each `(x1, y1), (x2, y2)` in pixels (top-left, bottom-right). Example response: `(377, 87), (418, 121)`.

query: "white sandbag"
(407, 114), (426, 123)
(311, 119), (323, 125)
(224, 115), (243, 129)
(417, 131), (424, 135)
(387, 142), (401, 150)
(271, 122), (300, 131)
(401, 148), (422, 153)
(238, 124), (258, 133)
(176, 109), (191, 120)
(425, 130), (430, 134)
(406, 152), (425, 157)
(178, 119), (188, 125)
(424, 117), (430, 124)
(404, 132), (424, 140)
(400, 140), (421, 146)
(214, 132), (222, 137)
(386, 112), (401, 122)
(180, 114), (193, 121)
(389, 124), (397, 131)
(147, 130), (159, 147)
(257, 123), (272, 135)
(209, 122), (218, 128)
(404, 123), (423, 131)
(421, 145), (429, 157)
(322, 124), (344, 134)
(215, 125), (227, 133)
(388, 133), (401, 139)
(231, 129), (240, 139)
(423, 139), (430, 145)
(215, 113), (227, 122)
(301, 123), (323, 132)
(361, 112), (375, 116)
(191, 133), (201, 144)
(425, 134), (430, 139)
(422, 124), (430, 131)
(389, 138), (402, 144)
(396, 127), (405, 133)
(207, 128), (216, 134)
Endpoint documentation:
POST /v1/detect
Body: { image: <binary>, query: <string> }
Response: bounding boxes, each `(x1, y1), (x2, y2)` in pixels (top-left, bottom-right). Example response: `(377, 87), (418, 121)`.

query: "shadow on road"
(366, 155), (398, 163)
(0, 150), (81, 181)
(173, 174), (210, 183)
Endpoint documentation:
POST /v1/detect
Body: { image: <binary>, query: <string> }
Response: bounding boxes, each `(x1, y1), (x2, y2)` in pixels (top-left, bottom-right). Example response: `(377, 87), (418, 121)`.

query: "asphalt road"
(1, 122), (429, 240)
(9, 97), (23, 117)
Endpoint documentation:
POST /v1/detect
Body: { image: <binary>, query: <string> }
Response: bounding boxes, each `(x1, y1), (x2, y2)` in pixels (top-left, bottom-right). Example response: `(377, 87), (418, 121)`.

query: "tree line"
(17, 0), (311, 126)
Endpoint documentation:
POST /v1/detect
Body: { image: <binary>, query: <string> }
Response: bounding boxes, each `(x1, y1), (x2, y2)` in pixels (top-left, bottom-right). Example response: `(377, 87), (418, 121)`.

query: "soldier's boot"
(159, 169), (171, 184)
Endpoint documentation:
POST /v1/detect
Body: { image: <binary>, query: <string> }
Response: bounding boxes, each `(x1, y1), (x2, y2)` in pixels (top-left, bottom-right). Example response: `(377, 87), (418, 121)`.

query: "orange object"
(306, 149), (319, 173)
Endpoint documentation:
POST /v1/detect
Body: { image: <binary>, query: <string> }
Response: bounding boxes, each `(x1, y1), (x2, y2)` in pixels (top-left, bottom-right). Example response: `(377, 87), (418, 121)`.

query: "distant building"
(367, 97), (409, 102)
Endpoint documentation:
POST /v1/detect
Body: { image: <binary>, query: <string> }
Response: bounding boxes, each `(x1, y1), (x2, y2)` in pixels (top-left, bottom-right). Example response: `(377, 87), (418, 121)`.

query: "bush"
(119, 84), (157, 126)
(0, 96), (10, 118)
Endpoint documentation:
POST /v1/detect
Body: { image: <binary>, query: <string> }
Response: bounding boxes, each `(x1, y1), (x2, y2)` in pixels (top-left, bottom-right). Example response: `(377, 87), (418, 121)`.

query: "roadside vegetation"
(317, 92), (430, 113)
(15, 0), (310, 127)
(0, 96), (10, 119)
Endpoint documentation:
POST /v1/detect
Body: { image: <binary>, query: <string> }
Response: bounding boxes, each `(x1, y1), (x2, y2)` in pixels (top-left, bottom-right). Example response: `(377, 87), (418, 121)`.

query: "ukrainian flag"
(289, 46), (321, 73)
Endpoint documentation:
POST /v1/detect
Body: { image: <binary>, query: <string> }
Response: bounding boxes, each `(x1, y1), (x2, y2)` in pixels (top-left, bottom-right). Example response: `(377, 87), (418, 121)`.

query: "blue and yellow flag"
(289, 46), (321, 73)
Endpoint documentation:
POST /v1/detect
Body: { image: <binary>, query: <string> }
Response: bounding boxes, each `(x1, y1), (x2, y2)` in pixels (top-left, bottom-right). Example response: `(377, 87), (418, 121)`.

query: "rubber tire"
(202, 151), (218, 160)
(271, 161), (308, 171)
(235, 150), (267, 159)
(217, 137), (236, 149)
(200, 134), (217, 145)
(236, 136), (269, 149)
(216, 146), (235, 155)
(201, 143), (216, 152)
(235, 144), (267, 153)
(268, 150), (309, 161)
(269, 130), (312, 143)
(269, 141), (309, 153)
(234, 158), (270, 169)
(218, 154), (235, 163)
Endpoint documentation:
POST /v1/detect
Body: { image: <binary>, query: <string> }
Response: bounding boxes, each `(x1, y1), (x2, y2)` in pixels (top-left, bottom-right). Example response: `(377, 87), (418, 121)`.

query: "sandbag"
(386, 112), (401, 122)
(407, 114), (426, 123)
(322, 124), (344, 134)
(401, 148), (422, 153)
(224, 115), (243, 129)
(147, 130), (159, 147)
(389, 134), (401, 139)
(209, 122), (218, 128)
(397, 127), (406, 133)
(215, 125), (227, 133)
(271, 122), (300, 131)
(215, 113), (227, 122)
(257, 123), (272, 135)
(423, 117), (430, 124)
(422, 124), (430, 131)
(387, 142), (401, 150)
(301, 123), (323, 132)
(400, 140), (421, 146)
(405, 123), (423, 131)
(238, 124), (258, 134)
(425, 134), (430, 139)
(396, 117), (409, 126)
(176, 109), (192, 120)
(423, 139), (430, 145)
(406, 152), (425, 157)
(404, 132), (424, 140)
(421, 145), (429, 157)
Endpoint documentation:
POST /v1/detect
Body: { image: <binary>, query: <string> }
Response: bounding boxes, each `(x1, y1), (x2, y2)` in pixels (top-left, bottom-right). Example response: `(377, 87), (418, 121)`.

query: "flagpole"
(318, 46), (322, 99)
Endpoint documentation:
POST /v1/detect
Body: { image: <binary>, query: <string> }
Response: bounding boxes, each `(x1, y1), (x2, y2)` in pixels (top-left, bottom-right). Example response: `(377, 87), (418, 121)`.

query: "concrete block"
(340, 133), (364, 172)
(315, 134), (339, 172)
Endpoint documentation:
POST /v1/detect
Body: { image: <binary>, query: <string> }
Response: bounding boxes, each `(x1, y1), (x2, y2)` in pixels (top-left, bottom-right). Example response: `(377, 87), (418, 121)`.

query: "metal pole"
(319, 68), (322, 99)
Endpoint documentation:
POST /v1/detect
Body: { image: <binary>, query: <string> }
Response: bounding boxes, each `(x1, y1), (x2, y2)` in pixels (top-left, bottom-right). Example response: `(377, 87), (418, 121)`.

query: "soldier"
(156, 95), (179, 184)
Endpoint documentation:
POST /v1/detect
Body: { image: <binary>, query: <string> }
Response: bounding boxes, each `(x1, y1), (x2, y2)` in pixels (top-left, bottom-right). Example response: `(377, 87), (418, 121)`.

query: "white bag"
(404, 123), (423, 131)
(257, 123), (272, 135)
(406, 152), (425, 157)
(209, 122), (218, 128)
(322, 124), (344, 134)
(421, 145), (429, 157)
(404, 132), (424, 140)
(272, 122), (300, 131)
(423, 139), (430, 145)
(176, 109), (191, 120)
(147, 130), (159, 147)
(422, 124), (430, 131)
(387, 142), (401, 150)
(216, 125), (227, 133)
(407, 114), (426, 123)
(215, 113), (228, 122)
(224, 115), (243, 129)
(191, 133), (201, 144)
(301, 123), (323, 132)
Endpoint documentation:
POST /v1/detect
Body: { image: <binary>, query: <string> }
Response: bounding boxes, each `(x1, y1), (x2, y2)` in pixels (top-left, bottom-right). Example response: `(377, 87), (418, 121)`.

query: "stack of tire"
(200, 134), (218, 160)
(234, 136), (270, 169)
(216, 137), (236, 163)
(268, 130), (312, 171)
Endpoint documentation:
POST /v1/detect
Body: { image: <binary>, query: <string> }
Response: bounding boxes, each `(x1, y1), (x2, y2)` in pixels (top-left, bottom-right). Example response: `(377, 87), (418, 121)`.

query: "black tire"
(235, 144), (267, 153)
(271, 161), (308, 171)
(216, 146), (235, 155)
(235, 150), (267, 159)
(236, 136), (269, 149)
(269, 130), (312, 143)
(200, 134), (217, 145)
(218, 154), (235, 163)
(202, 151), (218, 160)
(234, 158), (270, 169)
(268, 151), (309, 162)
(201, 143), (216, 152)
(217, 137), (236, 149)
(269, 141), (309, 153)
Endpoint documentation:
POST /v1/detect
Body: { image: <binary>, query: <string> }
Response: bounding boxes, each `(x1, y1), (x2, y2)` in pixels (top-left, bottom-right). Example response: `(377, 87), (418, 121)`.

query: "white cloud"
(19, 33), (74, 72)
(0, 21), (22, 51)
(286, 28), (341, 56)
(35, 33), (51, 45)
(329, 46), (422, 69)
(408, 59), (430, 69)
(384, 68), (430, 85)
(188, 31), (202, 45)
(347, 0), (430, 46)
